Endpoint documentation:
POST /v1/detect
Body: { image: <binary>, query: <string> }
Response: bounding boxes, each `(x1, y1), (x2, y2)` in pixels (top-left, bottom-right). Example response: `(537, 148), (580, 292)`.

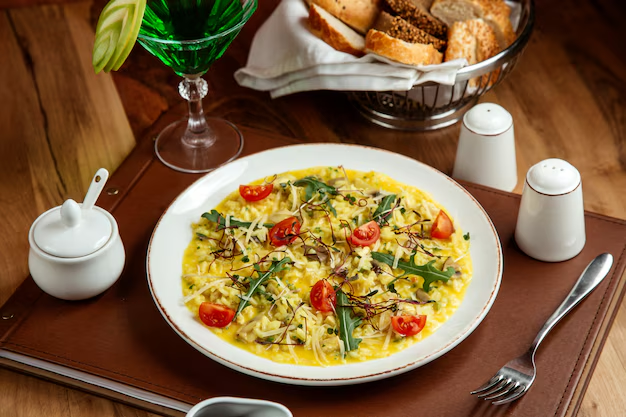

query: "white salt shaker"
(28, 168), (125, 300)
(452, 103), (517, 192)
(515, 159), (586, 262)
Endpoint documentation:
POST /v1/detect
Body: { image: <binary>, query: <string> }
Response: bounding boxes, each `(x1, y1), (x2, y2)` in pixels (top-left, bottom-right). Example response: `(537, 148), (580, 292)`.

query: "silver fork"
(471, 253), (614, 405)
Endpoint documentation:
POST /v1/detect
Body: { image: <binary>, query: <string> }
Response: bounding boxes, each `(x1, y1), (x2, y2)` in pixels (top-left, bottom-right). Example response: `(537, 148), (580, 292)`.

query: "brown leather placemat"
(1, 127), (625, 417)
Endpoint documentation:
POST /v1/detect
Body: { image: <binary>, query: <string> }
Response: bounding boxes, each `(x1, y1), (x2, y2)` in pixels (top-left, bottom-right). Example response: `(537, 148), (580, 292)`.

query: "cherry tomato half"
(349, 220), (381, 246)
(431, 210), (454, 239)
(269, 216), (301, 246)
(239, 184), (273, 202)
(391, 315), (427, 337)
(198, 303), (235, 328)
(310, 280), (336, 312)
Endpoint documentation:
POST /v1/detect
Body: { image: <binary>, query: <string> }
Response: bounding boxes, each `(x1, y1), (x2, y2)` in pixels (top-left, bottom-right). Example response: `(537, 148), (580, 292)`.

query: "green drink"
(93, 0), (256, 173)
(138, 0), (255, 76)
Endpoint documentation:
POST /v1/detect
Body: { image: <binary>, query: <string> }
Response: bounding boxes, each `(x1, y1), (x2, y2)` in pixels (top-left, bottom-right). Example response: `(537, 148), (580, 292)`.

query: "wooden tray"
(1, 127), (625, 417)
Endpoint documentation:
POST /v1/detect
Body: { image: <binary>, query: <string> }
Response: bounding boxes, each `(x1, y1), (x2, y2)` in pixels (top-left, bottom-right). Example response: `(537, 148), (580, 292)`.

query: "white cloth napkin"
(234, 0), (466, 98)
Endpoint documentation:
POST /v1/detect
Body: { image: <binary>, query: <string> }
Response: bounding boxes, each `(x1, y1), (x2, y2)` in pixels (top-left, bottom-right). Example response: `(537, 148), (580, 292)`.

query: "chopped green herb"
(235, 257), (292, 318)
(400, 207), (406, 214)
(241, 255), (250, 263)
(463, 232), (470, 241)
(188, 284), (195, 290)
(196, 232), (209, 240)
(325, 200), (337, 217)
(373, 194), (397, 225)
(327, 327), (335, 335)
(336, 289), (362, 355)
(372, 252), (455, 292)
(202, 210), (274, 231)
(293, 176), (338, 201)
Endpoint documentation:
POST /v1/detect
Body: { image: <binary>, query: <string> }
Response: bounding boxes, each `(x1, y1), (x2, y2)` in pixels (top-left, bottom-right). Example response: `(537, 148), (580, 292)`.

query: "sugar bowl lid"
(32, 168), (112, 258)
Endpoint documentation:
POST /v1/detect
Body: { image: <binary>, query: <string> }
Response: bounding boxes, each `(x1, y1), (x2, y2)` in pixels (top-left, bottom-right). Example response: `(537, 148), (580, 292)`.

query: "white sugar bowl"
(28, 169), (125, 300)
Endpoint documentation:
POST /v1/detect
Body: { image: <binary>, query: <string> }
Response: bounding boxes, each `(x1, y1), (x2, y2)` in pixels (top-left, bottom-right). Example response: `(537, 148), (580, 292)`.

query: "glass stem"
(179, 76), (214, 147)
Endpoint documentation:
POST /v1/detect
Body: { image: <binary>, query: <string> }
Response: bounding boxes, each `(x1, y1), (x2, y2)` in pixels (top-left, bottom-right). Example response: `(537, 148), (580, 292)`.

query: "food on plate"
(308, 3), (365, 57)
(239, 184), (274, 202)
(373, 11), (446, 51)
(444, 18), (499, 86)
(182, 167), (472, 365)
(430, 0), (516, 48)
(307, 0), (516, 70)
(365, 29), (443, 65)
(308, 0), (381, 34)
(383, 0), (448, 39)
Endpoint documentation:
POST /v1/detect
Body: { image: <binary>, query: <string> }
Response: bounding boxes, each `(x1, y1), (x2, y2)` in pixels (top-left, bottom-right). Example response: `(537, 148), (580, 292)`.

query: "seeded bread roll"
(383, 0), (447, 39)
(309, 4), (365, 57)
(374, 11), (446, 50)
(430, 0), (515, 48)
(444, 18), (499, 87)
(309, 0), (381, 34)
(365, 29), (443, 65)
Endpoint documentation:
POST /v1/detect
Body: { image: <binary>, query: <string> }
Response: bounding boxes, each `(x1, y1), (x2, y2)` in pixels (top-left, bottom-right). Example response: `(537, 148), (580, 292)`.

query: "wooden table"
(1, 0), (624, 415)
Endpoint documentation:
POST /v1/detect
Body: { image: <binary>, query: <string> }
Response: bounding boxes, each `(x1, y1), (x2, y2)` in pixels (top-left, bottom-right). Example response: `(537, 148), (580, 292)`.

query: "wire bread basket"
(349, 0), (535, 130)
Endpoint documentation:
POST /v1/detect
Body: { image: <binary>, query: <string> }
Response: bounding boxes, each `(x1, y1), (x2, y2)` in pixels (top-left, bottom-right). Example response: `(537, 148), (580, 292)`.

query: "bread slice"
(309, 0), (381, 34)
(430, 0), (516, 48)
(383, 0), (447, 39)
(444, 19), (499, 87)
(309, 4), (365, 56)
(365, 29), (443, 65)
(374, 11), (446, 51)
(408, 0), (434, 8)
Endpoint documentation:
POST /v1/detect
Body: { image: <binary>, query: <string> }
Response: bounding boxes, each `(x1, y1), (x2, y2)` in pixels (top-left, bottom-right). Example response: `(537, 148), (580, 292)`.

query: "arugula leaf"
(202, 210), (274, 231)
(235, 257), (292, 318)
(325, 199), (337, 217)
(336, 288), (362, 355)
(372, 194), (397, 225)
(293, 176), (338, 201)
(371, 252), (455, 292)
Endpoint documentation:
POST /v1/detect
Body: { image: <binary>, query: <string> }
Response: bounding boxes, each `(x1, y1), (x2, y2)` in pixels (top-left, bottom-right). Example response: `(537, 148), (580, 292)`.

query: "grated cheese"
(393, 246), (404, 269)
(289, 182), (298, 212)
(183, 278), (231, 303)
(245, 216), (261, 245)
(286, 333), (299, 364)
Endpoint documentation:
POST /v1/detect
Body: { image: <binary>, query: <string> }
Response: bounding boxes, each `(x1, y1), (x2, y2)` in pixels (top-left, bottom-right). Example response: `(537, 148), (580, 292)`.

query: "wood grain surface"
(0, 0), (624, 415)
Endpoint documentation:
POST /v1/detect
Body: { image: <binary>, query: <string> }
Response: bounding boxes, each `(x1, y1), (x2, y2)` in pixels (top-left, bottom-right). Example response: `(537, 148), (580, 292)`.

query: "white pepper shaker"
(452, 103), (517, 192)
(515, 159), (586, 262)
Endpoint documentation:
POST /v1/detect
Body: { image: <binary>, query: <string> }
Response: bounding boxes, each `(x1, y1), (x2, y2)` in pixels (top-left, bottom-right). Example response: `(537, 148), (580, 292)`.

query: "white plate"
(147, 144), (502, 386)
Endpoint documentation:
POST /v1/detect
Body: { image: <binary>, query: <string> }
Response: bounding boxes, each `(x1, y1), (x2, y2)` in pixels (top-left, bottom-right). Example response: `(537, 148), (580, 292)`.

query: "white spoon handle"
(83, 168), (109, 210)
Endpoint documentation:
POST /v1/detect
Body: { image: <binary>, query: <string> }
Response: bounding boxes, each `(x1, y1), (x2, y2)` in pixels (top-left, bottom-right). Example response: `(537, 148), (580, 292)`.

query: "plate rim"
(146, 143), (503, 385)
